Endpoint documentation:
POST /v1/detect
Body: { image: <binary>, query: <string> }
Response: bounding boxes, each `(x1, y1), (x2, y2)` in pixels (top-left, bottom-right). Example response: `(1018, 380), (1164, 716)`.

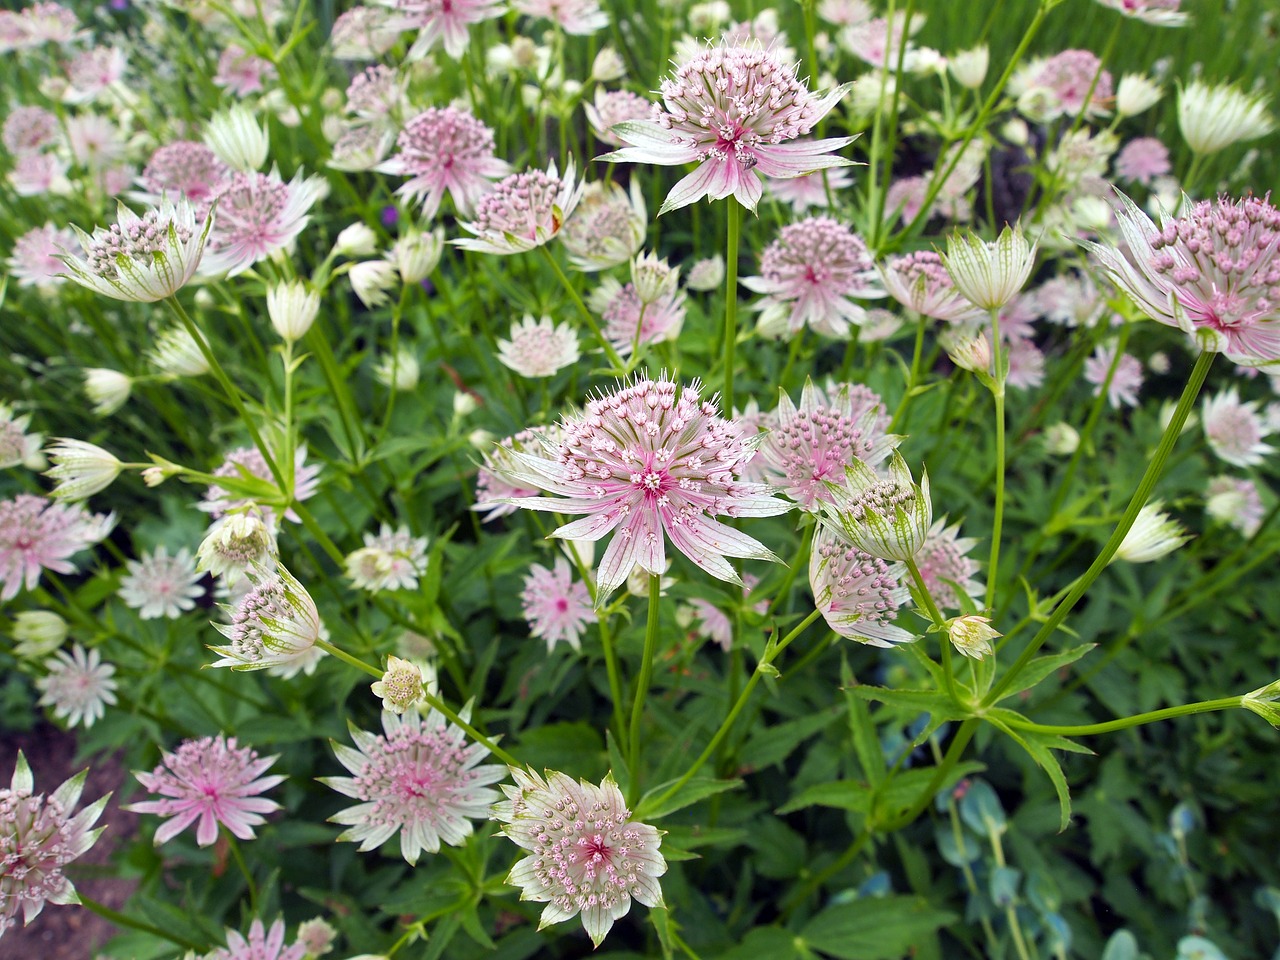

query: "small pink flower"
(592, 278), (687, 358)
(1086, 192), (1280, 365)
(839, 13), (918, 69)
(513, 0), (607, 34)
(135, 140), (231, 213)
(330, 5), (400, 59)
(1205, 475), (1265, 536)
(1025, 50), (1113, 118)
(126, 734), (284, 847)
(453, 160), (583, 255)
(914, 517), (982, 610)
(880, 251), (985, 323)
(584, 89), (652, 147)
(16, 2), (83, 48)
(809, 525), (913, 646)
(498, 314), (581, 377)
(321, 705), (507, 864)
(474, 429), (552, 522)
(62, 45), (126, 103)
(345, 64), (405, 119)
(200, 445), (321, 524)
(1033, 271), (1111, 328)
(7, 223), (76, 287)
(9, 152), (67, 196)
(1113, 136), (1171, 185)
(522, 556), (597, 651)
(683, 576), (766, 651)
(560, 180), (646, 272)
(1003, 335), (1046, 390)
(1202, 388), (1274, 467)
(36, 644), (118, 729)
(1084, 343), (1145, 408)
(377, 107), (510, 219)
(201, 170), (326, 277)
(118, 546), (205, 619)
(759, 380), (897, 511)
(214, 43), (278, 97)
(502, 374), (791, 600)
(0, 495), (113, 602)
(206, 918), (304, 960)
(387, 0), (507, 60)
(743, 217), (883, 338)
(3, 105), (59, 154)
(602, 41), (853, 214)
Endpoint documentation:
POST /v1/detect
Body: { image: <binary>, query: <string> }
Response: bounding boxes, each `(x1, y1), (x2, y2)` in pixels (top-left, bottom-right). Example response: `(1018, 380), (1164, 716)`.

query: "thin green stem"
(888, 314), (927, 433)
(723, 199), (741, 414)
(1008, 697), (1243, 737)
(904, 558), (960, 706)
(76, 894), (203, 952)
(628, 575), (663, 802)
(539, 245), (625, 371)
(989, 829), (1032, 960)
(986, 307), (1006, 614)
(985, 351), (1215, 705)
(226, 833), (258, 914)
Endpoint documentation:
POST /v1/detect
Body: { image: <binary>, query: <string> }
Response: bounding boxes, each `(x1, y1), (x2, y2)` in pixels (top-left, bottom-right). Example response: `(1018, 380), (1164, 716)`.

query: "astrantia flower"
(60, 197), (213, 302)
(501, 374), (791, 600)
(1113, 137), (1171, 186)
(473, 429), (552, 522)
(491, 769), (666, 947)
(200, 170), (326, 277)
(344, 524), (429, 593)
(322, 705), (506, 864)
(35, 644), (117, 728)
(743, 217), (882, 339)
(513, 0), (607, 34)
(119, 546), (204, 619)
(498, 315), (581, 378)
(766, 167), (855, 213)
(11, 611), (68, 660)
(369, 655), (424, 714)
(454, 160), (584, 255)
(44, 438), (123, 501)
(947, 615), (999, 659)
(1201, 388), (1274, 466)
(205, 105), (270, 172)
(125, 735), (284, 846)
(592, 279), (687, 358)
(135, 140), (231, 213)
(602, 41), (854, 215)
(197, 512), (278, 583)
(330, 5), (400, 59)
(387, 0), (507, 60)
(150, 325), (210, 378)
(0, 495), (113, 602)
(819, 451), (932, 562)
(560, 180), (646, 272)
(879, 250), (985, 323)
(1084, 193), (1280, 365)
(346, 64), (406, 119)
(0, 752), (108, 942)
(1027, 50), (1112, 119)
(686, 254), (726, 291)
(294, 917), (337, 958)
(914, 517), (982, 610)
(521, 557), (597, 652)
(1177, 81), (1274, 156)
(214, 43), (277, 97)
(943, 225), (1038, 312)
(0, 405), (43, 470)
(584, 89), (652, 147)
(810, 526), (912, 646)
(1205, 475), (1265, 536)
(205, 918), (304, 960)
(2, 105), (59, 155)
(209, 564), (323, 671)
(8, 223), (76, 287)
(759, 380), (897, 510)
(1084, 343), (1145, 409)
(200, 444), (320, 524)
(1113, 501), (1191, 563)
(1094, 0), (1187, 25)
(377, 108), (510, 219)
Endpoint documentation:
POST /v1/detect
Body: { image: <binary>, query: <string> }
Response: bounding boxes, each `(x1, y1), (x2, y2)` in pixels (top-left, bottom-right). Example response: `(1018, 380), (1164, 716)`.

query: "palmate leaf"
(993, 643), (1097, 702)
(985, 708), (1094, 831)
(799, 895), (956, 960)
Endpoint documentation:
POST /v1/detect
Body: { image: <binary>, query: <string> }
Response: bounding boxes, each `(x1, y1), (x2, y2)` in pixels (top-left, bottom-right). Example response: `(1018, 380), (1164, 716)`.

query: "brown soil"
(1, 725), (139, 960)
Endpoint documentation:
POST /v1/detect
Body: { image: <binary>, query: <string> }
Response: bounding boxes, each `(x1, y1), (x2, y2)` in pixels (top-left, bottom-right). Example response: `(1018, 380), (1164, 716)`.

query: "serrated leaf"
(800, 895), (956, 959)
(994, 644), (1097, 702)
(636, 777), (743, 820)
(739, 705), (844, 770)
(985, 714), (1080, 831)
(846, 686), (967, 721)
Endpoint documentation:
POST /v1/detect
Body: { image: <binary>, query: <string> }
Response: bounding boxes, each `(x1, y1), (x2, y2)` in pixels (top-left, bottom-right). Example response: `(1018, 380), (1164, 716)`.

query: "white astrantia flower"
(559, 180), (646, 273)
(266, 281), (319, 342)
(496, 315), (580, 378)
(196, 511), (278, 583)
(209, 564), (322, 671)
(83, 368), (132, 416)
(205, 105), (270, 171)
(150, 325), (210, 378)
(1113, 501), (1191, 564)
(942, 225), (1037, 311)
(118, 546), (204, 619)
(375, 344), (420, 391)
(819, 451), (933, 562)
(12, 611), (69, 660)
(44, 439), (123, 501)
(1116, 74), (1163, 117)
(948, 45), (988, 90)
(36, 644), (118, 728)
(59, 197), (213, 303)
(350, 259), (398, 308)
(392, 227), (445, 284)
(1177, 80), (1274, 156)
(947, 615), (1000, 660)
(369, 655), (424, 714)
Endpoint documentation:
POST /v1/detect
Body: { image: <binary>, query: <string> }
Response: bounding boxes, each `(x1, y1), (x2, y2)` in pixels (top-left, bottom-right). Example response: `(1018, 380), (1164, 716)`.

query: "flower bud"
(453, 392), (479, 418)
(1116, 74), (1162, 117)
(197, 512), (278, 583)
(949, 45), (989, 90)
(83, 368), (132, 416)
(44, 439), (123, 500)
(630, 251), (679, 304)
(591, 46), (626, 82)
(1042, 422), (1079, 455)
(350, 259), (399, 308)
(943, 225), (1037, 311)
(1113, 501), (1191, 564)
(334, 222), (379, 258)
(370, 655), (424, 714)
(392, 227), (444, 284)
(947, 615), (1000, 660)
(686, 254), (725, 291)
(266, 281), (320, 341)
(205, 106), (269, 172)
(374, 344), (419, 391)
(12, 611), (69, 659)
(947, 332), (992, 375)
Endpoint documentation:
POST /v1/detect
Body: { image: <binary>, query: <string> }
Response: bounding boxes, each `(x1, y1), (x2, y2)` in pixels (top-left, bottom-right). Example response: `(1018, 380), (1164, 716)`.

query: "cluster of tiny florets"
(85, 211), (192, 279)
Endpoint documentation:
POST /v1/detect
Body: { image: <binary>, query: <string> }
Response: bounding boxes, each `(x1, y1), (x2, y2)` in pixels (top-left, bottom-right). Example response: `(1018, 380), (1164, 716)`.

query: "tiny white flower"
(392, 227), (444, 284)
(942, 225), (1037, 311)
(350, 258), (399, 308)
(1113, 502), (1191, 564)
(949, 45), (988, 90)
(1116, 74), (1163, 117)
(44, 439), (123, 501)
(947, 615), (1000, 660)
(205, 105), (270, 171)
(370, 655), (424, 714)
(83, 368), (132, 416)
(333, 222), (379, 258)
(266, 281), (320, 342)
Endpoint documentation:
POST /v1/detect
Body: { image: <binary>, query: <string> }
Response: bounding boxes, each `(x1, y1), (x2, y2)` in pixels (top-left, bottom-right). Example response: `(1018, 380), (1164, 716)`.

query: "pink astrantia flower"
(135, 141), (231, 213)
(1084, 343), (1145, 408)
(879, 251), (986, 323)
(322, 705), (507, 864)
(0, 752), (108, 942)
(809, 525), (912, 646)
(742, 217), (884, 338)
(214, 43), (277, 97)
(2, 105), (59, 154)
(759, 380), (897, 511)
(454, 160), (584, 255)
(839, 13), (919, 69)
(913, 517), (982, 610)
(584, 89), (653, 148)
(206, 918), (304, 960)
(0, 495), (113, 602)
(1113, 136), (1171, 186)
(602, 41), (854, 215)
(126, 734), (284, 847)
(36, 644), (118, 729)
(474, 429), (551, 522)
(377, 108), (510, 219)
(200, 445), (321, 524)
(1025, 50), (1113, 118)
(209, 564), (323, 672)
(498, 315), (582, 377)
(387, 0), (506, 60)
(1085, 192), (1280, 365)
(345, 524), (429, 593)
(513, 0), (607, 34)
(1002, 335), (1046, 390)
(62, 46), (126, 104)
(521, 556), (597, 651)
(345, 64), (406, 119)
(1205, 475), (1265, 536)
(330, 5), (400, 59)
(200, 170), (326, 277)
(118, 546), (205, 619)
(9, 152), (67, 197)
(491, 769), (666, 947)
(7, 223), (76, 287)
(766, 167), (855, 213)
(502, 374), (791, 600)
(1201, 388), (1274, 467)
(683, 575), (766, 651)
(592, 278), (687, 358)
(1094, 0), (1188, 26)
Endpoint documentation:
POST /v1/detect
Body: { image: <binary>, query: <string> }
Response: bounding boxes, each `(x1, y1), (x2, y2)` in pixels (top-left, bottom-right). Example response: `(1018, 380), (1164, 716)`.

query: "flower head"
(491, 769), (666, 947)
(759, 380), (897, 510)
(584, 89), (652, 147)
(370, 656), (424, 714)
(522, 556), (597, 652)
(1113, 501), (1191, 563)
(560, 180), (646, 271)
(1205, 475), (1265, 536)
(1094, 0), (1187, 25)
(943, 225), (1037, 311)
(809, 525), (913, 646)
(1112, 137), (1171, 186)
(1085, 192), (1280, 365)
(0, 406), (43, 471)
(946, 615), (1000, 659)
(1178, 81), (1273, 155)
(83, 369), (132, 416)
(592, 279), (687, 358)
(11, 611), (68, 660)
(377, 108), (510, 219)
(205, 918), (305, 960)
(205, 105), (269, 172)
(125, 735), (283, 847)
(210, 564), (323, 671)
(686, 254), (726, 291)
(0, 752), (108, 942)
(60, 198), (213, 301)
(2, 105), (59, 154)
(389, 0), (507, 60)
(43, 439), (122, 501)
(513, 0), (607, 34)
(36, 644), (117, 728)
(1084, 343), (1145, 409)
(322, 705), (506, 864)
(1021, 50), (1113, 119)
(819, 451), (932, 562)
(473, 429), (552, 522)
(498, 315), (581, 378)
(344, 524), (429, 592)
(197, 512), (278, 583)
(501, 374), (790, 601)
(602, 41), (854, 215)
(119, 546), (204, 619)
(1201, 388), (1274, 466)
(0, 495), (113, 602)
(879, 250), (986, 323)
(266, 281), (320, 342)
(454, 160), (583, 255)
(743, 217), (883, 339)
(136, 140), (231, 212)
(200, 170), (325, 277)
(8, 223), (76, 287)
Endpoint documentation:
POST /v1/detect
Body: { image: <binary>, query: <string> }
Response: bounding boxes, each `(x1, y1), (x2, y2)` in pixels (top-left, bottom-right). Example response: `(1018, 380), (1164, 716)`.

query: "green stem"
(985, 351), (1215, 705)
(989, 828), (1032, 960)
(538, 245), (625, 371)
(888, 314), (927, 433)
(723, 199), (741, 414)
(627, 575), (663, 802)
(314, 637), (382, 678)
(1008, 697), (1243, 737)
(76, 894), (203, 952)
(904, 558), (960, 706)
(226, 832), (258, 914)
(987, 308), (1006, 614)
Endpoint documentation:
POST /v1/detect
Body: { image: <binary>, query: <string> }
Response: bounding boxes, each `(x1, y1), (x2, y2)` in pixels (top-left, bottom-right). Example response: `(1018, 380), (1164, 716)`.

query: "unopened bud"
(947, 615), (1000, 660)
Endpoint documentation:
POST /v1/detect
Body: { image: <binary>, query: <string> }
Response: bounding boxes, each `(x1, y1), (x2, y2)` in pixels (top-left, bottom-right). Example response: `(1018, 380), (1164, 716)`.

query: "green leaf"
(716, 927), (802, 960)
(636, 777), (743, 821)
(739, 705), (844, 770)
(778, 762), (983, 819)
(846, 686), (967, 722)
(800, 896), (956, 959)
(985, 712), (1086, 831)
(994, 644), (1096, 702)
(843, 657), (886, 789)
